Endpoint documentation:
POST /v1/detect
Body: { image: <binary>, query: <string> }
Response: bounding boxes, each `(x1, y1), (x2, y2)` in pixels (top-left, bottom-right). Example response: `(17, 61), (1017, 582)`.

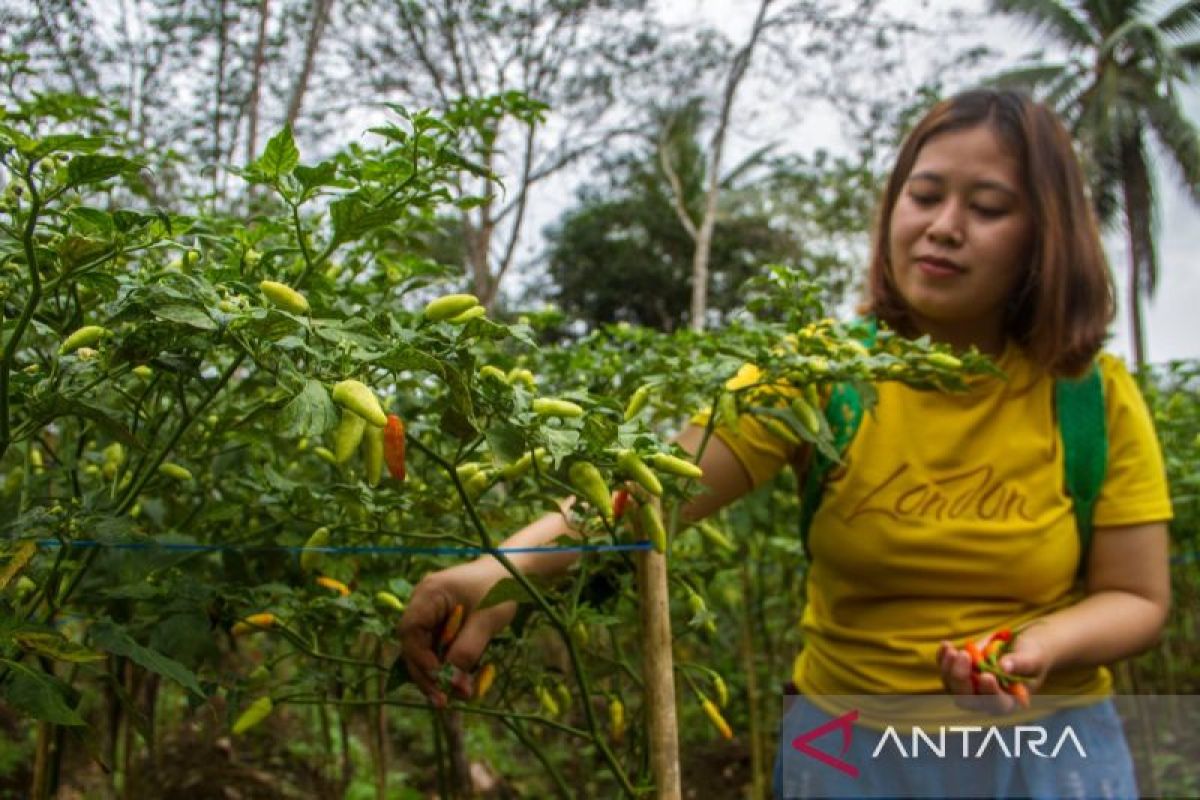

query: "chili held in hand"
(963, 628), (1030, 708)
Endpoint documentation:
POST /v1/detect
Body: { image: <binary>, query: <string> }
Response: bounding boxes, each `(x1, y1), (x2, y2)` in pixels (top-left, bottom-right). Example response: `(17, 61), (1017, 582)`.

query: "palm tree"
(988, 0), (1200, 367)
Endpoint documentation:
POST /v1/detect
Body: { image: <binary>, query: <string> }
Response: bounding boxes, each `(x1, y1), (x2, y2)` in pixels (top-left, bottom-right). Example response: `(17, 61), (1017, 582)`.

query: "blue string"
(27, 539), (1200, 564)
(1172, 551), (1198, 566)
(34, 538), (651, 557)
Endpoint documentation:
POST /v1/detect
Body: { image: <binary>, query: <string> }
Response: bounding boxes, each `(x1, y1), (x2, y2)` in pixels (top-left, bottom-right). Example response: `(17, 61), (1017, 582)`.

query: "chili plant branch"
(407, 433), (638, 798)
(277, 695), (589, 738)
(0, 163), (44, 461)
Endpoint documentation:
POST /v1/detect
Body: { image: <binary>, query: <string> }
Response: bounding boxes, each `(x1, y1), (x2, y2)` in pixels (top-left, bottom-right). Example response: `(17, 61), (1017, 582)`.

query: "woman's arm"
(939, 521), (1171, 707)
(1020, 520), (1171, 669)
(399, 425), (756, 705)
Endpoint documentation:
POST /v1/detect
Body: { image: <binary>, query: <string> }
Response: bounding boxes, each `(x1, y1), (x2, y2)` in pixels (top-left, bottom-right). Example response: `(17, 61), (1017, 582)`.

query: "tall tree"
(285, 0), (333, 128)
(652, 0), (900, 330)
(341, 0), (657, 309)
(1, 0), (324, 205)
(664, 0), (774, 331)
(541, 100), (880, 331)
(989, 0), (1200, 367)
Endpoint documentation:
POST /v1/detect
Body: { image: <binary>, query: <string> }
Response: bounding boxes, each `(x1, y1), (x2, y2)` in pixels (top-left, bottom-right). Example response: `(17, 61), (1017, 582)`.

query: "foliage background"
(1, 1), (1198, 798)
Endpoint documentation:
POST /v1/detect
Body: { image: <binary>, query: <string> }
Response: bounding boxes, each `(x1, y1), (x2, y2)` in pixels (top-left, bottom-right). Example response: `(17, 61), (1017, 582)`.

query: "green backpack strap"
(1056, 362), (1108, 572)
(799, 339), (1108, 568)
(799, 383), (863, 558)
(797, 318), (875, 558)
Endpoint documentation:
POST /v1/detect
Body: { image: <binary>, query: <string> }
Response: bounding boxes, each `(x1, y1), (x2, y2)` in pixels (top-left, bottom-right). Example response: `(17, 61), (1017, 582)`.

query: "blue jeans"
(774, 696), (1138, 799)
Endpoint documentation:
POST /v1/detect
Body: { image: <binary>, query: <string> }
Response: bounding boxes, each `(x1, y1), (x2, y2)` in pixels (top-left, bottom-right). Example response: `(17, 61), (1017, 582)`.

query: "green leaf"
(56, 235), (113, 269)
(0, 540), (37, 590)
(66, 154), (136, 188)
(377, 345), (445, 376)
(294, 161), (339, 192)
(66, 207), (116, 235)
(541, 427), (581, 462)
(251, 127), (299, 181)
(329, 196), (404, 246)
(24, 134), (105, 160)
(27, 396), (139, 448)
(0, 659), (85, 726)
(12, 631), (106, 664)
(150, 612), (220, 669)
(152, 304), (217, 331)
(90, 622), (205, 698)
(276, 379), (338, 438)
(485, 422), (527, 465)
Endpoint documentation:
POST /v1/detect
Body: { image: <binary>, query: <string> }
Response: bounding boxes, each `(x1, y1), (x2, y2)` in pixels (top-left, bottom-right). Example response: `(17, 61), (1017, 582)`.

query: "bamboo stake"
(740, 564), (766, 800)
(638, 548), (680, 799)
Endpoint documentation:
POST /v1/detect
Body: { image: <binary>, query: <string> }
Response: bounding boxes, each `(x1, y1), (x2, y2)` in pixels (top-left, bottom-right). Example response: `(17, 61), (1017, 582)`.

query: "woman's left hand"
(936, 629), (1051, 713)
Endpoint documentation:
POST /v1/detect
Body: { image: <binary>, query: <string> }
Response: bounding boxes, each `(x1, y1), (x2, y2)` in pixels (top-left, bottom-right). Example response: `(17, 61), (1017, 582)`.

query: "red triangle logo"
(791, 708), (860, 778)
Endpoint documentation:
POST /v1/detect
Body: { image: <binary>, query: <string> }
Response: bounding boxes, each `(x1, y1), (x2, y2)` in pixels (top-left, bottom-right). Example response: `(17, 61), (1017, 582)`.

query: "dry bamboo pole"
(638, 547), (680, 798)
(740, 564), (766, 799)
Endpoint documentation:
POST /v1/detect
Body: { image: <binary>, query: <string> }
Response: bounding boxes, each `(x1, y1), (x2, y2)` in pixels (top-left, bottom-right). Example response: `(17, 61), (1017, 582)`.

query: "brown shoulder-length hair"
(864, 88), (1114, 377)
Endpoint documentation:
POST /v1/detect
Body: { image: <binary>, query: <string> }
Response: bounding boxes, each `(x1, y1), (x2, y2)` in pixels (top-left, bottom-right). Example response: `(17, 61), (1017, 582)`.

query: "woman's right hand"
(398, 562), (516, 707)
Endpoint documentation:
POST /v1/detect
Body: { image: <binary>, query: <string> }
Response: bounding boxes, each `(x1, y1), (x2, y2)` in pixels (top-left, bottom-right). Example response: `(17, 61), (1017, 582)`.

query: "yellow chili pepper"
(315, 576), (351, 597)
(702, 697), (733, 740)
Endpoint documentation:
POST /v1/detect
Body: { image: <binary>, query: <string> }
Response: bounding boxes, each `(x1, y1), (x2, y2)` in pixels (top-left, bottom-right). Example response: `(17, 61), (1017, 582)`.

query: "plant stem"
(500, 715), (572, 799)
(278, 695), (590, 738)
(407, 434), (639, 796)
(0, 164), (44, 461)
(115, 351), (246, 516)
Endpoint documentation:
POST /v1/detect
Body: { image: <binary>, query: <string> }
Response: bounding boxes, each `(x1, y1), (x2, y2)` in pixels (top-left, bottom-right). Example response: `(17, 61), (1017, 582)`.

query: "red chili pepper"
(987, 628), (1013, 644)
(383, 414), (406, 482)
(612, 489), (630, 520)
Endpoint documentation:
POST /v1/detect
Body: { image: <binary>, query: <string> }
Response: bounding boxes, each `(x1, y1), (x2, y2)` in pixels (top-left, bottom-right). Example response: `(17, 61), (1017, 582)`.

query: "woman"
(400, 89), (1172, 798)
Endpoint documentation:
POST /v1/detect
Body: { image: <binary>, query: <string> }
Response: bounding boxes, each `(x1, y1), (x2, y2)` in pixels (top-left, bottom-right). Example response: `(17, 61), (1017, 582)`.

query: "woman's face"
(887, 124), (1035, 354)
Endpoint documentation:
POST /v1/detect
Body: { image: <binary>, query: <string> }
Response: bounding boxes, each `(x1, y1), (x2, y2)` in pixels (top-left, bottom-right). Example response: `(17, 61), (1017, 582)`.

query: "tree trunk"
(687, 0), (774, 332)
(286, 0), (335, 128)
(465, 197), (497, 308)
(246, 0), (271, 165)
(689, 212), (717, 332)
(1127, 239), (1147, 369)
(213, 0), (229, 202)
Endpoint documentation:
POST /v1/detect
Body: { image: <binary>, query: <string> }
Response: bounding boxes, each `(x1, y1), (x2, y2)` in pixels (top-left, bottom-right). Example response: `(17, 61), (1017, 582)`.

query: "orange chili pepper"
(983, 637), (1006, 664)
(440, 603), (465, 647)
(474, 663), (496, 700)
(1007, 681), (1031, 709)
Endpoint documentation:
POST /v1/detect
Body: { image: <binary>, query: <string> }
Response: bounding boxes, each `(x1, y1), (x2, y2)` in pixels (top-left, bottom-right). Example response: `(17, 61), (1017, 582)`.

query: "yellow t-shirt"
(702, 344), (1173, 699)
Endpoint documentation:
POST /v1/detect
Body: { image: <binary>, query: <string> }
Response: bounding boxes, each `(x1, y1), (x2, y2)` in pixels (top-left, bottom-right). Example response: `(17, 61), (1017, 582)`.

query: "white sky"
(589, 0), (1200, 365)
